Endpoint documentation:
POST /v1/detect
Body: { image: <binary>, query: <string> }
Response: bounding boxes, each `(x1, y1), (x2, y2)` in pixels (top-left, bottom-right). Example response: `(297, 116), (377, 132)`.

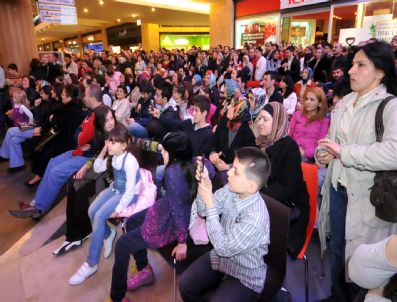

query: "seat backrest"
(260, 193), (291, 301)
(296, 162), (318, 259)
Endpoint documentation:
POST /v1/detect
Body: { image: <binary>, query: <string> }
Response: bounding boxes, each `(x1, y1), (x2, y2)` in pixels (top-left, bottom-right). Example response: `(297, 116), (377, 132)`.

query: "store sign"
(239, 22), (277, 46)
(38, 0), (77, 25)
(280, 0), (329, 10)
(375, 19), (397, 42)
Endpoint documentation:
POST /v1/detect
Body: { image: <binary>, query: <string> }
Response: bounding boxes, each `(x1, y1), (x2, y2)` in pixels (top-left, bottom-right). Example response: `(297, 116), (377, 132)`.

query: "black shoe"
(53, 240), (83, 256)
(7, 165), (26, 173)
(9, 207), (41, 219)
(0, 156), (9, 162)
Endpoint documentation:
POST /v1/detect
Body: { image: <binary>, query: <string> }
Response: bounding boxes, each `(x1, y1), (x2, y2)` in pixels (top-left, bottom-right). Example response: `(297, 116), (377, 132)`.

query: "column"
(209, 0), (234, 47)
(141, 23), (160, 51)
(0, 0), (39, 75)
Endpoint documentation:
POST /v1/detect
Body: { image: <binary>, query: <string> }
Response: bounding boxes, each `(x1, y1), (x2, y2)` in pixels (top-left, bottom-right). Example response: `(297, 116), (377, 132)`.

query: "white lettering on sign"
(280, 0), (328, 10)
(38, 3), (76, 11)
(38, 0), (75, 5)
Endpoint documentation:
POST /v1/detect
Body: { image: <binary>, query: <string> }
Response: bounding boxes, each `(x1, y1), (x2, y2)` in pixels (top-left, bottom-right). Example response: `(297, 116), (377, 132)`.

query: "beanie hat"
(162, 131), (193, 161)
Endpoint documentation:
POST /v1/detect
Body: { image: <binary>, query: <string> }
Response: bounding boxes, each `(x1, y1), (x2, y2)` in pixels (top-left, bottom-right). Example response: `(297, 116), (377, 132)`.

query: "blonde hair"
(13, 89), (29, 108)
(302, 87), (328, 123)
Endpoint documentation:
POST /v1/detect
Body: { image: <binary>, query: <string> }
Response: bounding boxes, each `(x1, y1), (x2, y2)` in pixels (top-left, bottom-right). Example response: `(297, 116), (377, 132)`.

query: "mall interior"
(0, 0), (397, 302)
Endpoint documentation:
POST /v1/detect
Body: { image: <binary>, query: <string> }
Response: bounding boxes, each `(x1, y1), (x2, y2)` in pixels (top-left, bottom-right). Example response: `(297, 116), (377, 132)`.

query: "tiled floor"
(0, 156), (332, 302)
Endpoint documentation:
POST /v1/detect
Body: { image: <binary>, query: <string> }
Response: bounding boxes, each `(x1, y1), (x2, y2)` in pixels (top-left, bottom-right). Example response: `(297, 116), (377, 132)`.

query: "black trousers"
(179, 252), (260, 302)
(110, 209), (149, 302)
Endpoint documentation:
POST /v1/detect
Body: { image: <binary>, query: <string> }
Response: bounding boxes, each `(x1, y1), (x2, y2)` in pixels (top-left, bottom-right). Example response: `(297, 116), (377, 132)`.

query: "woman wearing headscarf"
(192, 74), (202, 95)
(203, 70), (220, 107)
(209, 96), (256, 183)
(294, 67), (317, 106)
(254, 102), (309, 259)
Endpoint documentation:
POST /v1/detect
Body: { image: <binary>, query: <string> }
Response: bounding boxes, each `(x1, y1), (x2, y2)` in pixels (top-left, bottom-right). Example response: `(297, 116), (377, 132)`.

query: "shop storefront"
(159, 33), (210, 50)
(331, 0), (397, 45)
(280, 0), (330, 47)
(234, 0), (280, 48)
(106, 23), (141, 49)
(64, 36), (80, 53)
(82, 31), (104, 52)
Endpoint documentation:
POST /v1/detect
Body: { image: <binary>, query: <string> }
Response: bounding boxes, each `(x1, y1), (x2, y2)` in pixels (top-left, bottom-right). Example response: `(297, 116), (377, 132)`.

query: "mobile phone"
(150, 99), (155, 110)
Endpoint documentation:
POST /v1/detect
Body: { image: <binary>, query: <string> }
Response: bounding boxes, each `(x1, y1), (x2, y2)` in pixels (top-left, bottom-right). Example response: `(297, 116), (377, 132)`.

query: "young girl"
(7, 89), (34, 127)
(108, 131), (198, 302)
(69, 125), (141, 285)
(0, 89), (34, 172)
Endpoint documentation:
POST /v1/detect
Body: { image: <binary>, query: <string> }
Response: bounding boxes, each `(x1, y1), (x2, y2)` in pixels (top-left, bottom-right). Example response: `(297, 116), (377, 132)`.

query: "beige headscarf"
(254, 102), (289, 150)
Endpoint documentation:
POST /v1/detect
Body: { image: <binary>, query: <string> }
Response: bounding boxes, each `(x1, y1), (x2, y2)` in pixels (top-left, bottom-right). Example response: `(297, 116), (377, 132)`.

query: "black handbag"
(369, 96), (397, 222)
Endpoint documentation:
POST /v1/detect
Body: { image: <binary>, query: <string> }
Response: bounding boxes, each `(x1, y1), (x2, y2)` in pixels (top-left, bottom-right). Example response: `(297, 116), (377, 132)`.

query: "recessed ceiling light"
(151, 7), (155, 12)
(132, 14), (136, 17)
(99, 0), (104, 4)
(59, 40), (63, 42)
(42, 38), (45, 41)
(83, 8), (88, 13)
(117, 18), (121, 22)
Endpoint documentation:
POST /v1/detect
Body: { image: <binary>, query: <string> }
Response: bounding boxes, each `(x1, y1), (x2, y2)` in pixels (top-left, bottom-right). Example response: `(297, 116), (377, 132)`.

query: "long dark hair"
(281, 74), (294, 98)
(105, 124), (138, 180)
(93, 105), (117, 152)
(359, 41), (397, 96)
(163, 133), (197, 204)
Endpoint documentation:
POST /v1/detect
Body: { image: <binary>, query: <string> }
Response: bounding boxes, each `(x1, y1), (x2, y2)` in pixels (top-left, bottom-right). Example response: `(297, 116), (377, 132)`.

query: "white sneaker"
(68, 262), (98, 285)
(104, 228), (117, 258)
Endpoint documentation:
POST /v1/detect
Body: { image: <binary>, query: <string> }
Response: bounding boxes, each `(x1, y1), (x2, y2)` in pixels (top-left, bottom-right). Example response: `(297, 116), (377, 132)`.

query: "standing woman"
(254, 102), (309, 259)
(316, 41), (397, 301)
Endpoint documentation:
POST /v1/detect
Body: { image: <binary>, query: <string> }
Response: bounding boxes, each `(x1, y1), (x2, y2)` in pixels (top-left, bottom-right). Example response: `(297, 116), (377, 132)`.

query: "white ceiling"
(34, 0), (212, 43)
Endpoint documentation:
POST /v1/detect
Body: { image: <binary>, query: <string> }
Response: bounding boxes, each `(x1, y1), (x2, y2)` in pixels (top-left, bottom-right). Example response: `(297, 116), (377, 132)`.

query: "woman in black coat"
(254, 102), (309, 259)
(209, 99), (256, 184)
(28, 84), (85, 185)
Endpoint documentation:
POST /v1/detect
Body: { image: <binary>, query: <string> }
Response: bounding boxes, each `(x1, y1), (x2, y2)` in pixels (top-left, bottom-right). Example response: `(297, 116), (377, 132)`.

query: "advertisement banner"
(280, 0), (328, 10)
(236, 19), (278, 48)
(375, 19), (397, 42)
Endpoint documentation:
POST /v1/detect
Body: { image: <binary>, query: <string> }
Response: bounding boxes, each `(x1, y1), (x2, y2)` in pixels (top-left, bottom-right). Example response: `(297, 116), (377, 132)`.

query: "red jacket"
(72, 111), (95, 156)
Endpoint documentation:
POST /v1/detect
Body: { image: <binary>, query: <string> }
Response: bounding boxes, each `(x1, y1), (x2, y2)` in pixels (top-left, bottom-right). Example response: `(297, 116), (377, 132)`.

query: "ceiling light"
(99, 0), (104, 4)
(42, 38), (45, 41)
(132, 14), (136, 17)
(59, 40), (63, 42)
(83, 8), (88, 13)
(115, 0), (210, 14)
(117, 18), (121, 22)
(151, 7), (155, 12)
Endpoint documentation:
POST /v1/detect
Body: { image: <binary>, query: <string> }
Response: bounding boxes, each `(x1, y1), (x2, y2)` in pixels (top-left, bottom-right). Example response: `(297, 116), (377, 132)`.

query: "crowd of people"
(0, 36), (397, 302)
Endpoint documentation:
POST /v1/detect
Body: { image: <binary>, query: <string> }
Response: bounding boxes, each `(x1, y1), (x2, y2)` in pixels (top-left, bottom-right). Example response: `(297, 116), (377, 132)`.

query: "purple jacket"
(141, 159), (214, 248)
(289, 111), (330, 159)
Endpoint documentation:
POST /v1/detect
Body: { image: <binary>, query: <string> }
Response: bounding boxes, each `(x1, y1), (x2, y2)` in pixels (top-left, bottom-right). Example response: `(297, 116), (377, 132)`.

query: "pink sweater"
(289, 111), (330, 159)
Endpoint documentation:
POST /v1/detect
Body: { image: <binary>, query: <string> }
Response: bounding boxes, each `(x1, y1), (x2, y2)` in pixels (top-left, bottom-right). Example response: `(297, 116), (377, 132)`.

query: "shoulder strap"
(375, 96), (395, 142)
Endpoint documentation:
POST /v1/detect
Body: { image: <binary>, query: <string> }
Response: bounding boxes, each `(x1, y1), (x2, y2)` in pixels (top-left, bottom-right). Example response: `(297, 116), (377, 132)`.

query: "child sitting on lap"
(179, 147), (271, 302)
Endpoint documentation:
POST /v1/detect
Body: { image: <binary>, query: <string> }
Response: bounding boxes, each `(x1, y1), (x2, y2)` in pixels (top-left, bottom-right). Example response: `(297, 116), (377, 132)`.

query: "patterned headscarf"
(226, 96), (249, 131)
(224, 79), (240, 99)
(254, 102), (289, 150)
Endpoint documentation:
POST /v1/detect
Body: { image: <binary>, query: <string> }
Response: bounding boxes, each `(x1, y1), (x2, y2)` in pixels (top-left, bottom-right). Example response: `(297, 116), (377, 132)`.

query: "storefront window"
(333, 0), (396, 45)
(235, 15), (279, 48)
(281, 11), (329, 47)
(84, 42), (104, 52)
(159, 34), (210, 50)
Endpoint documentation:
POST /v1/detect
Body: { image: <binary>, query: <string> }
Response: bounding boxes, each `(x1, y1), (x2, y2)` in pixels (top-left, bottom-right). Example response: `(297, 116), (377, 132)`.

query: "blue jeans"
(0, 127), (34, 167)
(329, 184), (348, 300)
(127, 122), (148, 138)
(34, 151), (89, 212)
(87, 188), (138, 266)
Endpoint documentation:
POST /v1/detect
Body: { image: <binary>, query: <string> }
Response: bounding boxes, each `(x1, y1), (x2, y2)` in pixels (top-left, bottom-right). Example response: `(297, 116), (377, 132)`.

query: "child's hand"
(74, 163), (89, 180)
(171, 243), (187, 261)
(214, 159), (229, 171)
(209, 151), (222, 166)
